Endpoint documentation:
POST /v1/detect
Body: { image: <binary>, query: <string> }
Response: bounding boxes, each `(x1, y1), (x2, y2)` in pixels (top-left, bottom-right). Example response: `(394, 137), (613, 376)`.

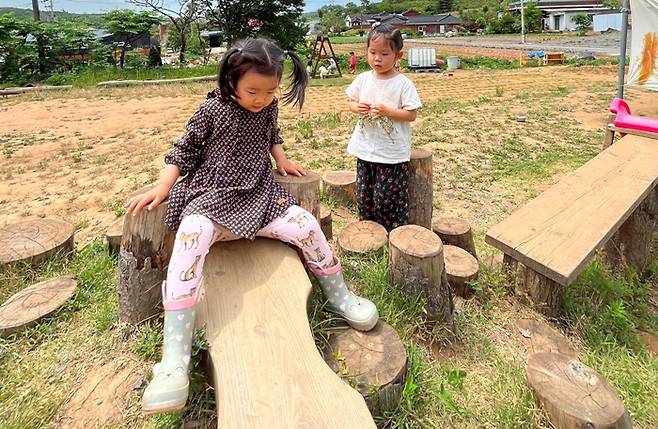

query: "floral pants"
(356, 158), (410, 232)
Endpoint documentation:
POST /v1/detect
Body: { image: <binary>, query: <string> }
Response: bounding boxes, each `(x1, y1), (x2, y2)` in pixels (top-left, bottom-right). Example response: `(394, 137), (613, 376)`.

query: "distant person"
(126, 37), (379, 416)
(345, 23), (421, 232)
(327, 57), (337, 73)
(349, 51), (357, 74)
(306, 60), (313, 77)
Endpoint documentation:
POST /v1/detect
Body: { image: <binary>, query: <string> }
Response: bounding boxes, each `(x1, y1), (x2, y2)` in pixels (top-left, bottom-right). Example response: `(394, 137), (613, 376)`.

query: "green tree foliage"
(345, 2), (361, 15)
(0, 14), (97, 83)
(604, 0), (622, 8)
(148, 46), (163, 67)
(573, 13), (592, 35)
(318, 5), (347, 34)
(523, 3), (541, 33)
(101, 10), (160, 68)
(202, 0), (306, 50)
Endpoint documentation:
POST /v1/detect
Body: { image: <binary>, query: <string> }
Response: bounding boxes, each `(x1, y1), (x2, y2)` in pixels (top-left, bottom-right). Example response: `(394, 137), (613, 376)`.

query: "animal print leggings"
(164, 205), (333, 304)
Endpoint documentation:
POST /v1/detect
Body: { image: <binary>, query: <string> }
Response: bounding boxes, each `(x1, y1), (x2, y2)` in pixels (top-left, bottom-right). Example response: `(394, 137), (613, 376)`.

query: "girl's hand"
(124, 183), (170, 217)
(276, 159), (307, 177)
(370, 103), (390, 118)
(357, 102), (371, 116)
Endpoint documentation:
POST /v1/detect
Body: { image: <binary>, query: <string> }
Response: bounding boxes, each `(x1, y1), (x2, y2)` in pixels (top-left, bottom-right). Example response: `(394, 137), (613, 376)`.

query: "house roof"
(508, 0), (607, 11)
(406, 14), (464, 25)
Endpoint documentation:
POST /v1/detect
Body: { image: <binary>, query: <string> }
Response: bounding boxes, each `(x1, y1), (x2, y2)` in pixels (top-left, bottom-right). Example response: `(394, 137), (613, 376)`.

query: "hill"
(0, 7), (104, 26)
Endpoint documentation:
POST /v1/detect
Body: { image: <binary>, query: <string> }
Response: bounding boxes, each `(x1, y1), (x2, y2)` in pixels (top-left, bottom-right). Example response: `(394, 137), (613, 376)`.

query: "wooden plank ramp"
(486, 135), (658, 285)
(197, 238), (376, 429)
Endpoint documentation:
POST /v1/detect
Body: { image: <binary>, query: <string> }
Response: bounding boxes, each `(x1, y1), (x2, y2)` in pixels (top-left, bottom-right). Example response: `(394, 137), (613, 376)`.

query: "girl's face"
(235, 70), (280, 112)
(367, 36), (402, 77)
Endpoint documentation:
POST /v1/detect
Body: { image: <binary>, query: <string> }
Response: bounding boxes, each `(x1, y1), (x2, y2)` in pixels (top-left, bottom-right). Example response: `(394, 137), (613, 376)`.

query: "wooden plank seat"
(196, 238), (376, 428)
(486, 135), (658, 317)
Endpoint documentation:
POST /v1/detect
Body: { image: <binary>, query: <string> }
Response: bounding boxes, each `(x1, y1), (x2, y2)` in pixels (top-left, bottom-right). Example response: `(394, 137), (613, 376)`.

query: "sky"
(0, 0), (349, 14)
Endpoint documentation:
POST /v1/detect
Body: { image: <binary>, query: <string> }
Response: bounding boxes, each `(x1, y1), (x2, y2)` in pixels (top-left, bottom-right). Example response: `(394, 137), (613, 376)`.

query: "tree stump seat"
(388, 224), (453, 323)
(323, 322), (407, 418)
(443, 245), (479, 299)
(432, 216), (477, 259)
(320, 204), (333, 240)
(408, 148), (433, 228)
(323, 170), (356, 206)
(0, 218), (75, 268)
(486, 135), (658, 317)
(337, 221), (388, 254)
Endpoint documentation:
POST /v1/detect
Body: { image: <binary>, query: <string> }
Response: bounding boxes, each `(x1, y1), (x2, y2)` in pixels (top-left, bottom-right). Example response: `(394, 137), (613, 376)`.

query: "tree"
(361, 0), (370, 12)
(202, 0), (306, 50)
(128, 0), (200, 65)
(345, 2), (361, 15)
(604, 0), (622, 8)
(573, 13), (592, 35)
(523, 3), (541, 33)
(437, 0), (453, 14)
(101, 10), (160, 68)
(148, 45), (162, 66)
(318, 5), (346, 34)
(0, 14), (33, 82)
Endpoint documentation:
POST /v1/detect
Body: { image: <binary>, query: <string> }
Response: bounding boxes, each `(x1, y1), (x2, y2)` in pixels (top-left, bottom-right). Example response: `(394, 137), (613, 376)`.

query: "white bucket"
(446, 56), (460, 69)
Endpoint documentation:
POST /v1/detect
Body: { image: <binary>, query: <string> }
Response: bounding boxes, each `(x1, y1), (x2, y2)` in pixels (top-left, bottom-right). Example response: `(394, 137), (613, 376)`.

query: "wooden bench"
(486, 135), (658, 317)
(543, 52), (565, 66)
(196, 239), (376, 428)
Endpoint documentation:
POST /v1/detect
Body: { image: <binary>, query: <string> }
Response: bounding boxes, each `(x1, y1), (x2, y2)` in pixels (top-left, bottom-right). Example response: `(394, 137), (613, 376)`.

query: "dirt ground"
(0, 65), (656, 248)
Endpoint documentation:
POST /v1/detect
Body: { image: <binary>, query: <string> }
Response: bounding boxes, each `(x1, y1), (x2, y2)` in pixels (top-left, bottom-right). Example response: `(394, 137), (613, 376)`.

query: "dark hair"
(218, 38), (308, 109)
(367, 23), (403, 52)
(349, 51), (354, 55)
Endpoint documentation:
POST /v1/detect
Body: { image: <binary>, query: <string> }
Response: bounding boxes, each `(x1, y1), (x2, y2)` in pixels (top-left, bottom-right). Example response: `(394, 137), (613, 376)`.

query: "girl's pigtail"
(281, 50), (308, 109)
(218, 47), (242, 101)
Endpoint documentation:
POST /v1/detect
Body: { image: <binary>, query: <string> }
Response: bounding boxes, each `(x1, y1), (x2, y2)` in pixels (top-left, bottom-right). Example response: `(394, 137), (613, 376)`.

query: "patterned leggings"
(356, 158), (410, 232)
(165, 205), (333, 303)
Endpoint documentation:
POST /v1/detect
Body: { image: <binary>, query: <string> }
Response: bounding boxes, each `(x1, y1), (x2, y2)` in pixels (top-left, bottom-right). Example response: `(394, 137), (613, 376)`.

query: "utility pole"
(31, 0), (46, 74)
(520, 0), (526, 44)
(43, 0), (55, 22)
(616, 0), (630, 99)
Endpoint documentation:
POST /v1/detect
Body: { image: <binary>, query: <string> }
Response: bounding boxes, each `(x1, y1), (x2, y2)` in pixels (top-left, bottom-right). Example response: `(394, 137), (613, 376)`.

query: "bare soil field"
(1, 64), (655, 248)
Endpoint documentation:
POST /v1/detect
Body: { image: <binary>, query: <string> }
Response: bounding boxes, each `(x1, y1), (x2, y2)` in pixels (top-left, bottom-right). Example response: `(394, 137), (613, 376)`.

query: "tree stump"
(388, 225), (453, 323)
(604, 186), (658, 273)
(323, 171), (356, 206)
(527, 352), (632, 429)
(0, 218), (75, 268)
(432, 216), (477, 259)
(274, 171), (321, 220)
(323, 322), (407, 418)
(105, 217), (124, 257)
(337, 221), (388, 254)
(504, 255), (564, 318)
(443, 245), (479, 299)
(320, 204), (333, 240)
(0, 275), (77, 337)
(118, 187), (175, 325)
(408, 148), (433, 229)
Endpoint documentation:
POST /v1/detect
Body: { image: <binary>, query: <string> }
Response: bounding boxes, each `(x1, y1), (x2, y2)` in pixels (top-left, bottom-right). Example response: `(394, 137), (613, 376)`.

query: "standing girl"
(346, 24), (422, 231)
(125, 38), (379, 415)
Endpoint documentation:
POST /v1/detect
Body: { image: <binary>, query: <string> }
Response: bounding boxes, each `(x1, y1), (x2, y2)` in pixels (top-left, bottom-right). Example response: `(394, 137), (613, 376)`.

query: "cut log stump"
(408, 148), (433, 229)
(320, 204), (333, 240)
(106, 217), (124, 256)
(432, 216), (477, 259)
(0, 218), (75, 267)
(0, 275), (77, 337)
(323, 171), (356, 206)
(118, 187), (175, 325)
(274, 171), (321, 220)
(604, 186), (658, 273)
(443, 245), (479, 299)
(504, 255), (563, 318)
(323, 322), (407, 417)
(527, 352), (632, 429)
(389, 225), (453, 323)
(337, 221), (388, 254)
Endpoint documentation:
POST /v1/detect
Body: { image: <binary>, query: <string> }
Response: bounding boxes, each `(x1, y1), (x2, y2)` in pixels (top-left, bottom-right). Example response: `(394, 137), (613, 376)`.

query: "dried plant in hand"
(359, 113), (397, 143)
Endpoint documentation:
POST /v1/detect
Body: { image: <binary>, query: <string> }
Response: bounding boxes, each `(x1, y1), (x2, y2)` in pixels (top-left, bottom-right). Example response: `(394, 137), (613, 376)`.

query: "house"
(508, 0), (612, 31)
(345, 12), (464, 34)
(592, 10), (624, 32)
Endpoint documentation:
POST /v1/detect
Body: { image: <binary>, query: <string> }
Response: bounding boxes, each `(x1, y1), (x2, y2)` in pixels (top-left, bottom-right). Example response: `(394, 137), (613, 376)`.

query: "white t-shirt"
(346, 71), (422, 164)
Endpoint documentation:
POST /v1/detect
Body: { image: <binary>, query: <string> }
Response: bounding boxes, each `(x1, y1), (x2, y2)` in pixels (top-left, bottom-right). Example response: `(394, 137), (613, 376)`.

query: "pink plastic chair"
(609, 98), (658, 135)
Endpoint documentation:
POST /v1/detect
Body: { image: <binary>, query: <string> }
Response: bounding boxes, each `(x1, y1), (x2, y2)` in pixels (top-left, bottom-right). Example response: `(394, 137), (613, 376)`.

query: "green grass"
(42, 65), (218, 88)
(329, 36), (367, 45)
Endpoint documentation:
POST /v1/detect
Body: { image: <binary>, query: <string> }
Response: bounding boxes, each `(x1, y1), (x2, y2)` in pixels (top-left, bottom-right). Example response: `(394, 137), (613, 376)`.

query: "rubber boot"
(309, 258), (379, 331)
(142, 281), (198, 415)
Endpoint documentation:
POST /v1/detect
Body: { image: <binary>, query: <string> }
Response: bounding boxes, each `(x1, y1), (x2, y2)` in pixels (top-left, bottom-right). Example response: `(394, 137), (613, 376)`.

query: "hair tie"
(283, 50), (289, 56)
(237, 48), (243, 53)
